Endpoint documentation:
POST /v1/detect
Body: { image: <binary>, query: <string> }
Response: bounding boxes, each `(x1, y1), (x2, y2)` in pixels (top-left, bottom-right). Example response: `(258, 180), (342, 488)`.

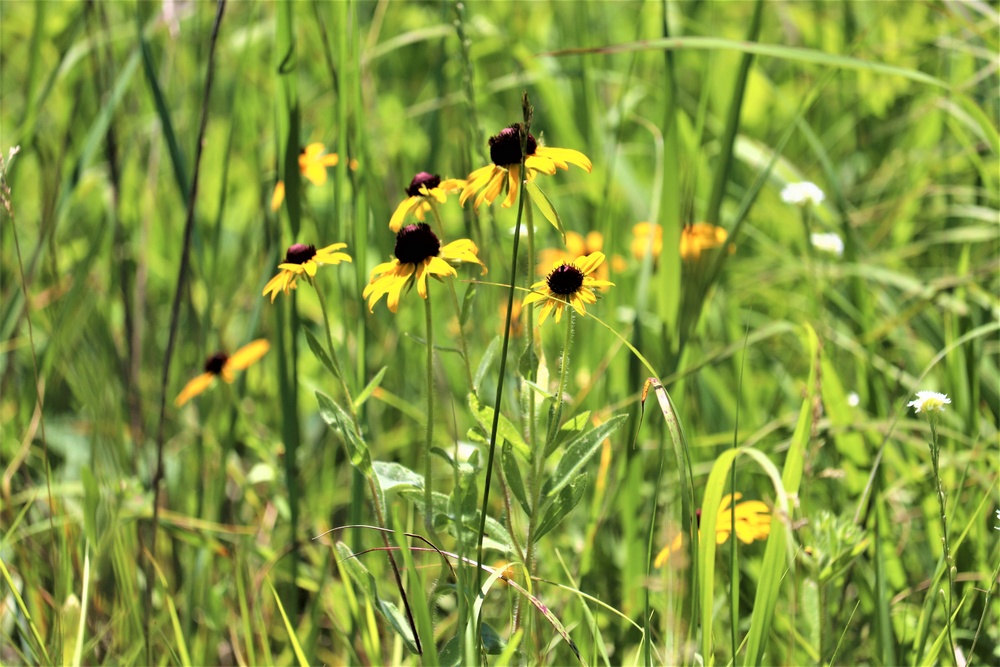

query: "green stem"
(311, 280), (421, 654)
(476, 103), (533, 651)
(424, 291), (436, 533)
(311, 275), (361, 432)
(545, 313), (574, 448)
(429, 203), (475, 391)
(929, 418), (958, 667)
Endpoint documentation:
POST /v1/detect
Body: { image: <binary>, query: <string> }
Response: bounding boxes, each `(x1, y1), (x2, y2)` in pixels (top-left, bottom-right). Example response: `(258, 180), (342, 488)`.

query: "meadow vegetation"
(1, 1), (998, 665)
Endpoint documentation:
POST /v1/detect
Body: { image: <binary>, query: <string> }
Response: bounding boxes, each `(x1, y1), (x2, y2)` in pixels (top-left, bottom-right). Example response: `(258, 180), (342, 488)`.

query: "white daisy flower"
(781, 181), (825, 207)
(907, 391), (951, 414)
(810, 232), (844, 256)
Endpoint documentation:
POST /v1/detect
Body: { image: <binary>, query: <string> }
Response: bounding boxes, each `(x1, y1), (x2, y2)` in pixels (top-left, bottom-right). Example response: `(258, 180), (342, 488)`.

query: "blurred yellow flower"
(681, 223), (728, 261)
(262, 243), (352, 302)
(654, 493), (771, 567)
(630, 222), (730, 263)
(389, 172), (466, 232)
(631, 222), (663, 261)
(460, 124), (591, 210)
(523, 252), (613, 325)
(271, 143), (358, 211)
(363, 223), (486, 313)
(175, 339), (270, 407)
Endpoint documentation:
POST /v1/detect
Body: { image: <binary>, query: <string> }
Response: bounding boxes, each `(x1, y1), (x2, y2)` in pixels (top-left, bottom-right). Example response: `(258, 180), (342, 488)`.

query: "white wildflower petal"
(811, 232), (844, 256)
(781, 181), (826, 207)
(907, 390), (951, 414)
(847, 392), (860, 407)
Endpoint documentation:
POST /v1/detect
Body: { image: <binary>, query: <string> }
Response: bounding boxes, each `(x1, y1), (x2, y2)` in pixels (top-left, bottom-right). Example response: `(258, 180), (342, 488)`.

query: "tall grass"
(1, 1), (997, 665)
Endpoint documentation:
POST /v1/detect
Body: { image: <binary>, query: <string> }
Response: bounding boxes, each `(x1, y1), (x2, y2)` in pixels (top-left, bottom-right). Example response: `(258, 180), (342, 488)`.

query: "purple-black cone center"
(406, 172), (441, 197)
(489, 125), (538, 167)
(204, 352), (229, 375)
(394, 223), (440, 265)
(284, 243), (317, 265)
(546, 264), (584, 295)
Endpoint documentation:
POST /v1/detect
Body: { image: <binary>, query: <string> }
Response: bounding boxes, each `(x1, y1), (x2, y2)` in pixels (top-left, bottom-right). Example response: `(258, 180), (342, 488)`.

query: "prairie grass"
(1, 1), (998, 665)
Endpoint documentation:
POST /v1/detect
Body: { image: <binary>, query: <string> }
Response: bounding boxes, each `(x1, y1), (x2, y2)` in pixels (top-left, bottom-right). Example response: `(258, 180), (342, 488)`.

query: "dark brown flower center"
(204, 352), (229, 375)
(284, 243), (317, 264)
(546, 263), (584, 295)
(489, 124), (538, 167)
(394, 223), (440, 265)
(405, 172), (441, 197)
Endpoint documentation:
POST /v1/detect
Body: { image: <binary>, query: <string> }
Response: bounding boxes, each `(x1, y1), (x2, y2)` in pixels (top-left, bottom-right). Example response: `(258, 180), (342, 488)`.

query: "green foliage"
(1, 1), (997, 665)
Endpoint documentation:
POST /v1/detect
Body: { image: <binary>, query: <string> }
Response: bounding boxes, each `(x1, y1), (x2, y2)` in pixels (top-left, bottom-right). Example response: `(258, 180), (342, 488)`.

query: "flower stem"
(476, 99), (533, 648)
(311, 276), (360, 432)
(424, 290), (436, 534)
(429, 203), (475, 391)
(929, 418), (958, 667)
(518, 313), (573, 633)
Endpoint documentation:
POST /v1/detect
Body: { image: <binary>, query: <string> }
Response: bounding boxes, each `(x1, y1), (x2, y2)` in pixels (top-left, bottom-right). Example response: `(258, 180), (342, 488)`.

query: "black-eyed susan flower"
(654, 493), (771, 567)
(523, 251), (613, 325)
(175, 339), (270, 407)
(262, 242), (352, 303)
(363, 223), (486, 313)
(460, 124), (591, 211)
(271, 143), (359, 211)
(389, 172), (466, 232)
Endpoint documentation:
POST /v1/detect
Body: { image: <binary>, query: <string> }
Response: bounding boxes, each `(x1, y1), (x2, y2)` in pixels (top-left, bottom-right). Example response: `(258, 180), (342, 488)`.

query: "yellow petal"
(227, 339), (271, 371)
(319, 153), (340, 167)
(502, 165), (520, 208)
(536, 146), (592, 172)
(574, 252), (606, 276)
(390, 197), (420, 231)
(175, 373), (216, 407)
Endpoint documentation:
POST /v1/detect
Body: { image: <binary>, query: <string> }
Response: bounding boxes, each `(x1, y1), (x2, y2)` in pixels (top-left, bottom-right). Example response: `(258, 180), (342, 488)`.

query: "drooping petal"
(536, 146), (592, 172)
(175, 373), (216, 407)
(424, 255), (458, 280)
(319, 152), (340, 167)
(438, 178), (467, 193)
(502, 164), (521, 208)
(389, 197), (420, 232)
(525, 154), (558, 175)
(460, 165), (496, 206)
(477, 169), (506, 210)
(227, 339), (271, 371)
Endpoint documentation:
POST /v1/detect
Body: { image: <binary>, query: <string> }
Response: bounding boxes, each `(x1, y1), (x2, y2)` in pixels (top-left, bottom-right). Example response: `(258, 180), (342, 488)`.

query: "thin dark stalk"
(476, 93), (533, 651)
(146, 3), (226, 662)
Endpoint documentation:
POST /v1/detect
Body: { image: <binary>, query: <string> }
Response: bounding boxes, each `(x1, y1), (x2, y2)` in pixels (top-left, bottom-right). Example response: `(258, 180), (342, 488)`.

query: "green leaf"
(518, 345), (539, 380)
(468, 392), (530, 461)
(373, 461), (423, 493)
(335, 542), (419, 654)
(316, 391), (372, 476)
(481, 622), (507, 655)
(525, 180), (565, 240)
(474, 336), (501, 393)
(354, 366), (388, 408)
(502, 441), (531, 515)
(534, 473), (589, 543)
(398, 488), (513, 554)
(303, 328), (336, 378)
(543, 413), (628, 498)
